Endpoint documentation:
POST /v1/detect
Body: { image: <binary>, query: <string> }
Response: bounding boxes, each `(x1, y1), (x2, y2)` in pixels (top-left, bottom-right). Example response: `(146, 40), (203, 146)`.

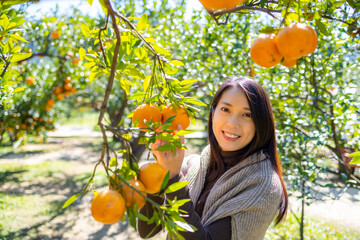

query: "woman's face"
(212, 87), (255, 152)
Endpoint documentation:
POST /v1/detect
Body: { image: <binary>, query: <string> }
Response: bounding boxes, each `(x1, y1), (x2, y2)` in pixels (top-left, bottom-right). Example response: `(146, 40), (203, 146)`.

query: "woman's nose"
(227, 115), (240, 128)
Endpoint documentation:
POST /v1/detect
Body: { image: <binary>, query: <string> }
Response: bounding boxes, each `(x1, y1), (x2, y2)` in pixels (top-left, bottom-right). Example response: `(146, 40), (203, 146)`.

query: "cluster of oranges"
(250, 23), (318, 68)
(91, 162), (167, 224)
(46, 77), (77, 111)
(91, 103), (190, 224)
(199, 0), (246, 11)
(132, 103), (190, 132)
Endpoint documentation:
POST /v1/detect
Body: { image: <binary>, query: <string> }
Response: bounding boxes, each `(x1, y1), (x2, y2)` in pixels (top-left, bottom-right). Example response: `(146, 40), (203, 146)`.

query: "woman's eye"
(220, 107), (230, 113)
(244, 113), (253, 118)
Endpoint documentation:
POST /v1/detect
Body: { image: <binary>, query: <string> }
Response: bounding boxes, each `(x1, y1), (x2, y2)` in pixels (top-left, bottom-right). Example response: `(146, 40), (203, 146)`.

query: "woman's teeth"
(224, 132), (240, 139)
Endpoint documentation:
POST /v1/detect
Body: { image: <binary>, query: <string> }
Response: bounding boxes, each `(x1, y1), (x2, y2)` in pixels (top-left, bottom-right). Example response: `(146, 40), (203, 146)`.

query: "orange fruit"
(26, 77), (35, 85)
(139, 162), (167, 194)
(91, 190), (126, 224)
(72, 57), (79, 66)
(47, 99), (55, 107)
(250, 34), (282, 68)
(275, 23), (318, 59)
(51, 30), (60, 39)
(161, 104), (190, 131)
(53, 86), (63, 95)
(121, 179), (147, 209)
(303, 25), (318, 55)
(199, 0), (246, 10)
(132, 104), (162, 131)
(281, 58), (297, 68)
(65, 77), (71, 83)
(56, 93), (64, 100)
(64, 83), (72, 91)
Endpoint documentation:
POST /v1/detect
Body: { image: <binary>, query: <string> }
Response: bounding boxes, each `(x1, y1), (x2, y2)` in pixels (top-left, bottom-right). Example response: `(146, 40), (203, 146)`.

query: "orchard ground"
(0, 126), (360, 239)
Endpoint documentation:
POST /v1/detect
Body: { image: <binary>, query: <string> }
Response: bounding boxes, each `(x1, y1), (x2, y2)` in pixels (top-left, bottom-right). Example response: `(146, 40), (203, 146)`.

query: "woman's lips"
(222, 131), (240, 142)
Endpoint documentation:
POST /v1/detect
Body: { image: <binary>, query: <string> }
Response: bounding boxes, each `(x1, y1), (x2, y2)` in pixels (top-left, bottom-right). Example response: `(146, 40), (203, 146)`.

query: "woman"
(138, 77), (288, 240)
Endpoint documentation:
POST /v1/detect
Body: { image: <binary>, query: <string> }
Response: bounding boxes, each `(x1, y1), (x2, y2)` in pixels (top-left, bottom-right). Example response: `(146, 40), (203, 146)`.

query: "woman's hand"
(151, 125), (185, 179)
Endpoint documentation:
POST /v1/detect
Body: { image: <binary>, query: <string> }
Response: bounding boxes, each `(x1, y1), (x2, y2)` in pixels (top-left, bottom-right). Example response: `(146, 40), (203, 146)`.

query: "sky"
(24, 0), (204, 19)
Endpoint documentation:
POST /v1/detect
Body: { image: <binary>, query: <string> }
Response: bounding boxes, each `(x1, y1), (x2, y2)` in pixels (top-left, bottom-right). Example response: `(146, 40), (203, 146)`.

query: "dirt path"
(1, 136), (360, 239)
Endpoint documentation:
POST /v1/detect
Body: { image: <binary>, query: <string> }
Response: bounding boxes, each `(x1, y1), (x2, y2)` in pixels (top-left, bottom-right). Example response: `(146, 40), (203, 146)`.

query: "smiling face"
(212, 87), (256, 152)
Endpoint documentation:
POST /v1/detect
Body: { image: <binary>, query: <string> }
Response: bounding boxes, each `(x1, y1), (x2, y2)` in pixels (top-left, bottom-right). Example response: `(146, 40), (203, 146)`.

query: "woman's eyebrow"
(220, 101), (251, 110)
(219, 101), (232, 106)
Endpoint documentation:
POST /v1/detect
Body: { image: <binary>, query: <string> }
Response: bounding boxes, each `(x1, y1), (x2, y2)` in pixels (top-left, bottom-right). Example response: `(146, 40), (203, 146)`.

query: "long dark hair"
(207, 77), (288, 224)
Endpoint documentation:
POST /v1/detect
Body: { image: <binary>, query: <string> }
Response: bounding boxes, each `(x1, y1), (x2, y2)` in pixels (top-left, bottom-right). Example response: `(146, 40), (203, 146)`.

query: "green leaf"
(183, 97), (206, 106)
(152, 43), (171, 56)
(137, 213), (150, 222)
(347, 151), (360, 164)
(160, 171), (170, 191)
(122, 133), (131, 141)
(175, 130), (195, 136)
(124, 67), (144, 79)
(143, 75), (152, 91)
(110, 157), (117, 167)
(42, 16), (57, 22)
(316, 20), (329, 36)
(10, 52), (32, 62)
(259, 26), (278, 34)
(62, 193), (80, 208)
(137, 14), (148, 31)
(119, 78), (130, 95)
(13, 86), (25, 93)
(170, 60), (184, 66)
(80, 22), (90, 38)
(87, 0), (94, 5)
(9, 33), (28, 43)
(165, 182), (189, 194)
(79, 47), (86, 61)
(179, 79), (197, 85)
(156, 143), (174, 151)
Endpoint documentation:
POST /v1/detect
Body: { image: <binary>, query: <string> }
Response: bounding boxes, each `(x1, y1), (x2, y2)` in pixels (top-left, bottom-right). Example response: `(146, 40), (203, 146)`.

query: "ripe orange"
(26, 77), (35, 85)
(199, 0), (246, 10)
(53, 86), (63, 95)
(250, 34), (282, 68)
(132, 104), (162, 131)
(72, 57), (80, 66)
(51, 30), (60, 39)
(47, 99), (55, 107)
(275, 23), (318, 59)
(65, 77), (71, 83)
(56, 93), (64, 100)
(303, 25), (318, 55)
(91, 190), (126, 224)
(121, 179), (147, 209)
(281, 58), (297, 68)
(139, 162), (167, 194)
(64, 83), (72, 91)
(161, 104), (190, 131)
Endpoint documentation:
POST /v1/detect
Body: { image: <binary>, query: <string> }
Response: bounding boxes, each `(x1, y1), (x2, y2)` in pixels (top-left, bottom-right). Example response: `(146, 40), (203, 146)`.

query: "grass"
(0, 160), (108, 240)
(265, 213), (360, 240)
(57, 108), (99, 127)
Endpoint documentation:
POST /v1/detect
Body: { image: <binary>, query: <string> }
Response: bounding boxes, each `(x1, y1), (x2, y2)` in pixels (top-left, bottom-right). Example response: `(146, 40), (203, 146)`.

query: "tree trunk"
(300, 179), (305, 240)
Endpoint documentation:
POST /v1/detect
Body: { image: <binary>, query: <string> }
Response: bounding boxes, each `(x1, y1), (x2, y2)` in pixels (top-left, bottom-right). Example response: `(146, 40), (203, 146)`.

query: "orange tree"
(0, 5), (99, 145)
(60, 0), (204, 238)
